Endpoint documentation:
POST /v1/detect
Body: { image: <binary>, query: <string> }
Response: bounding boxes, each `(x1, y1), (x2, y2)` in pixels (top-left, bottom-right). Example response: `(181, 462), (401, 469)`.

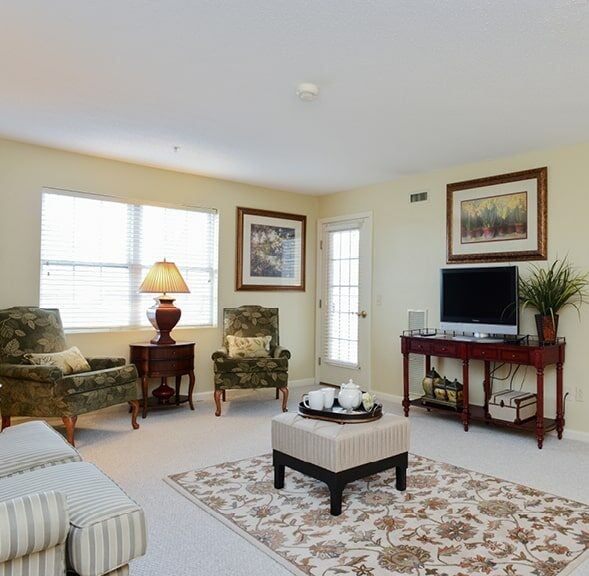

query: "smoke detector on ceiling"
(296, 82), (320, 101)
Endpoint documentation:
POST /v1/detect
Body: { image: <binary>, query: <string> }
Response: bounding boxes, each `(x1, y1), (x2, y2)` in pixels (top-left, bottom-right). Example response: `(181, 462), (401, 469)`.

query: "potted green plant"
(519, 258), (589, 343)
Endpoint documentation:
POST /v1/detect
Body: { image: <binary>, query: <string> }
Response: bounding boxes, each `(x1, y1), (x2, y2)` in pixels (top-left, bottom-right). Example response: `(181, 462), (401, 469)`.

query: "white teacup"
(321, 387), (335, 409)
(307, 390), (325, 411)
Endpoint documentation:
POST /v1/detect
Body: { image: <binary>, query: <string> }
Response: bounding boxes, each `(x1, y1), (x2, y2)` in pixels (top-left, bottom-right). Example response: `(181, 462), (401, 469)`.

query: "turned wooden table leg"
(536, 367), (545, 449)
(402, 352), (410, 417)
(1, 415), (11, 430)
(187, 370), (196, 410)
(462, 359), (470, 432)
(141, 375), (149, 418)
(556, 361), (564, 439)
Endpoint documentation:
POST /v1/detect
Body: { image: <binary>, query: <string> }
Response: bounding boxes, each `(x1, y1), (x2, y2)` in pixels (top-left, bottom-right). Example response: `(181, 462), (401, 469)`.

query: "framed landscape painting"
(236, 207), (306, 291)
(446, 167), (547, 263)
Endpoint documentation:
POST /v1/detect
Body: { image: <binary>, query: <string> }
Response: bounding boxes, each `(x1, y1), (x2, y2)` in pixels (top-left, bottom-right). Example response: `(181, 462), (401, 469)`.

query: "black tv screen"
(440, 266), (519, 335)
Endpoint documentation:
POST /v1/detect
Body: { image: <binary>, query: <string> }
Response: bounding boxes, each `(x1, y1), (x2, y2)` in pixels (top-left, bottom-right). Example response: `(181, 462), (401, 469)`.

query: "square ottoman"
(271, 412), (409, 515)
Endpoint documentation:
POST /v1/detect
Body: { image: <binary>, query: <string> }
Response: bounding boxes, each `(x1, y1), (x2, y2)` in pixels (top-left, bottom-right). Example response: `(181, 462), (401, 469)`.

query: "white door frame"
(315, 212), (373, 388)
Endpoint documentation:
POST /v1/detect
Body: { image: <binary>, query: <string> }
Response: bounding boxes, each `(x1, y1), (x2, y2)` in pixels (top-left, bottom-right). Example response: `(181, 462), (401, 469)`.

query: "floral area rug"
(166, 454), (589, 576)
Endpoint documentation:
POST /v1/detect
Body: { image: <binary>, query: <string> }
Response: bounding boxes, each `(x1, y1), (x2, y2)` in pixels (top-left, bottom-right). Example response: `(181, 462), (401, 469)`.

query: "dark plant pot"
(535, 314), (559, 344)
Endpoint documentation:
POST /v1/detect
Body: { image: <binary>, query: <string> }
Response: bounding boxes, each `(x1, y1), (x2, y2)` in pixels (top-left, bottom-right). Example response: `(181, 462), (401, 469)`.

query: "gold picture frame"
(236, 207), (306, 291)
(447, 167), (547, 263)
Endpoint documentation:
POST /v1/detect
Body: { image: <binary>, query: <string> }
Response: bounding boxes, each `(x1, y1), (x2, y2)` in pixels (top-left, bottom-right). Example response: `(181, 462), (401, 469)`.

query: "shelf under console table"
(400, 332), (566, 449)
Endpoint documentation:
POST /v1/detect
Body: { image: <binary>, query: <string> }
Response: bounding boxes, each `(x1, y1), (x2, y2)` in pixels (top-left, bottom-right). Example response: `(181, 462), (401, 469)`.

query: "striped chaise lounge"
(0, 420), (146, 575)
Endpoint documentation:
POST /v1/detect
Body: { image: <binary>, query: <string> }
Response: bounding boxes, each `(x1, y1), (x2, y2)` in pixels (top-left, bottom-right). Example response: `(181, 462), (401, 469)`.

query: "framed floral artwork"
(447, 167), (547, 263)
(236, 207), (306, 291)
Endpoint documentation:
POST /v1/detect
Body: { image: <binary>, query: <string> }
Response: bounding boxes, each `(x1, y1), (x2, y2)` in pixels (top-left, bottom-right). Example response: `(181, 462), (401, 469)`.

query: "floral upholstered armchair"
(0, 307), (140, 445)
(212, 305), (290, 416)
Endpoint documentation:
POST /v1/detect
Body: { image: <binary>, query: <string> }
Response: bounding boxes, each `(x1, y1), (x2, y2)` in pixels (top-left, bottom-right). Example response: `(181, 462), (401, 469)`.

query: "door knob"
(356, 310), (367, 318)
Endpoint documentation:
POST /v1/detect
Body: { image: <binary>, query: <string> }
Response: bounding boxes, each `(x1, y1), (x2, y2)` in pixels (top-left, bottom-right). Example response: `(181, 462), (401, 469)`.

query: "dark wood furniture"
(273, 450), (407, 516)
(401, 333), (565, 449)
(130, 342), (196, 418)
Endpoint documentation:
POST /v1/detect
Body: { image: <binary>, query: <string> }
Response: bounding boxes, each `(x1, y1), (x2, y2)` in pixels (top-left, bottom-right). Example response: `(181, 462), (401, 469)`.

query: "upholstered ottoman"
(271, 412), (409, 515)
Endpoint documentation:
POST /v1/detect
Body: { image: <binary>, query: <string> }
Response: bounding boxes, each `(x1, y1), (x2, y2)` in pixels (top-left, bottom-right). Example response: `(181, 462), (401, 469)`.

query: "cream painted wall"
(318, 141), (589, 436)
(0, 138), (319, 395)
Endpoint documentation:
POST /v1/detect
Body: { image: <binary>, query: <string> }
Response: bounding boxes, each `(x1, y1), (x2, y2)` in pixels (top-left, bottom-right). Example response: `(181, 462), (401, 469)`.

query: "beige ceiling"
(1, 1), (588, 194)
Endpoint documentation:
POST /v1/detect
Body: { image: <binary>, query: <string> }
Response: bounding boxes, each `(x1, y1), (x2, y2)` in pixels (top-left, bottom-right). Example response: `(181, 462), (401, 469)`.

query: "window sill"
(64, 324), (217, 335)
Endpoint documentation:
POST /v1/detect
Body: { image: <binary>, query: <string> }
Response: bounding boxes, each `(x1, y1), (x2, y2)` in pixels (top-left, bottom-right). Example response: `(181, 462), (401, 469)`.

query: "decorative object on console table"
(236, 207), (306, 291)
(130, 341), (195, 417)
(519, 257), (589, 344)
(446, 167), (547, 263)
(421, 367), (442, 398)
(139, 259), (190, 345)
(489, 389), (537, 424)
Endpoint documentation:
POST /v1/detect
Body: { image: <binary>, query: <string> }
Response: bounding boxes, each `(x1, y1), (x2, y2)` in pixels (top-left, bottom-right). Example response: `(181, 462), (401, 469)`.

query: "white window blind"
(40, 189), (218, 330)
(322, 221), (361, 367)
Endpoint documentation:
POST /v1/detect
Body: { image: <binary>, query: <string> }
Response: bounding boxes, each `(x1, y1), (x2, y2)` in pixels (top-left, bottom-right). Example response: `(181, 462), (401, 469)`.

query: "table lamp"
(139, 259), (190, 345)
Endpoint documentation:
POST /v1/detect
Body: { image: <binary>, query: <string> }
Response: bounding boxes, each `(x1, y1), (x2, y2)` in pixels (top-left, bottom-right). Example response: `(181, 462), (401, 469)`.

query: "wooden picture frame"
(236, 207), (306, 291)
(447, 167), (547, 263)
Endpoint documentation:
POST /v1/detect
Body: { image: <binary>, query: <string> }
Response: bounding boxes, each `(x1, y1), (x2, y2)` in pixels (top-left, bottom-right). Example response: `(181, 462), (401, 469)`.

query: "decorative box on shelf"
(489, 389), (537, 423)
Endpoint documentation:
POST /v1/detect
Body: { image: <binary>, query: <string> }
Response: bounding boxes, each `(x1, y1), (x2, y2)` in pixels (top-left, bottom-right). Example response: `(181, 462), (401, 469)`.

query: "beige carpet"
(167, 453), (589, 576)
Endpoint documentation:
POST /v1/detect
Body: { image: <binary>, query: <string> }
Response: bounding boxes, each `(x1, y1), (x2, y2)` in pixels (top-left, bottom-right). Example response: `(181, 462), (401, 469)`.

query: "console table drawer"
(147, 358), (194, 376)
(470, 345), (500, 360)
(408, 340), (431, 354)
(431, 341), (459, 356)
(499, 348), (531, 364)
(147, 345), (194, 360)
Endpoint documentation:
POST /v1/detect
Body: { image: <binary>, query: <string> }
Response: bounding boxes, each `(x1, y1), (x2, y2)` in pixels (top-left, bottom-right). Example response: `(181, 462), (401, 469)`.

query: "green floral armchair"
(0, 307), (140, 445)
(212, 306), (289, 416)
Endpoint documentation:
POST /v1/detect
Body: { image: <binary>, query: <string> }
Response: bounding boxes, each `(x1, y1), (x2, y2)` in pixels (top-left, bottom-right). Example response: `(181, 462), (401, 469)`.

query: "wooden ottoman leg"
(274, 463), (285, 489)
(273, 451), (286, 488)
(327, 476), (345, 516)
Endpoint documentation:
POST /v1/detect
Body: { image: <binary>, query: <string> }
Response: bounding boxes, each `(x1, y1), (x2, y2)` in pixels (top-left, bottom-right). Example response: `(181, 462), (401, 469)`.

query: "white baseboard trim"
(192, 378), (315, 401)
(372, 391), (589, 443)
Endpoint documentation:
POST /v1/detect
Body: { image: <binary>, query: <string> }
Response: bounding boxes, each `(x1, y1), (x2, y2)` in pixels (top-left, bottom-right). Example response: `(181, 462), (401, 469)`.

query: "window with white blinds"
(322, 223), (361, 367)
(40, 189), (218, 330)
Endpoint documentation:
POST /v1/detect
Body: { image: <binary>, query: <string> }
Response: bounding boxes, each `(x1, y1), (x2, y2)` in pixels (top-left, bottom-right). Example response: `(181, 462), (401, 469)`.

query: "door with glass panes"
(317, 214), (371, 388)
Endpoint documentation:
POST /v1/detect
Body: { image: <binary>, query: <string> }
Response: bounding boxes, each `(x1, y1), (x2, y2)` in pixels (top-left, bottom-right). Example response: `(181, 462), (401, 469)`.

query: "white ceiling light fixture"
(296, 82), (320, 101)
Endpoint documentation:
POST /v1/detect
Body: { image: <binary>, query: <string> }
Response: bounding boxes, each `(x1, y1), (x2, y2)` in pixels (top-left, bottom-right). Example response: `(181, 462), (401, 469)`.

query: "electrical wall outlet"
(575, 387), (584, 402)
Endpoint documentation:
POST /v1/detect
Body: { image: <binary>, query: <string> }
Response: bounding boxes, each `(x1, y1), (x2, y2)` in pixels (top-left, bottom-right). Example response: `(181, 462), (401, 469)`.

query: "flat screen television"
(440, 266), (519, 337)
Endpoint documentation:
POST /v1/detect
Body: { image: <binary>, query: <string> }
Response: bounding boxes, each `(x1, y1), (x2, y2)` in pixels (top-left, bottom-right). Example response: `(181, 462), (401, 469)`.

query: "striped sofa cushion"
(0, 462), (146, 576)
(0, 490), (68, 576)
(0, 420), (81, 478)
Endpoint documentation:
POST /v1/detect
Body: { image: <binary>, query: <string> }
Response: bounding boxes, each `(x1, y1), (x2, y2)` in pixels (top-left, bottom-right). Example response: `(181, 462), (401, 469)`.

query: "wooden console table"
(400, 333), (565, 449)
(130, 341), (196, 418)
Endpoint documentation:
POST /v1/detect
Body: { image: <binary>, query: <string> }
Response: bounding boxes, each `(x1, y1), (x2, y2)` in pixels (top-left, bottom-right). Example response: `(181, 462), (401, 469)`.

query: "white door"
(316, 213), (372, 388)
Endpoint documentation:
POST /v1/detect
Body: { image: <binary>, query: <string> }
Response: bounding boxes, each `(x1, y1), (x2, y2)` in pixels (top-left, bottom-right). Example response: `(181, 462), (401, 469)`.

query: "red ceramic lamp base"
(146, 296), (182, 346)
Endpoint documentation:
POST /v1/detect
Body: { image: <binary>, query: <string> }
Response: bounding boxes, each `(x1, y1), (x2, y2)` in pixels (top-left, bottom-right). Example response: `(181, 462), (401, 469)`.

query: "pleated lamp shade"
(139, 260), (190, 346)
(139, 260), (190, 295)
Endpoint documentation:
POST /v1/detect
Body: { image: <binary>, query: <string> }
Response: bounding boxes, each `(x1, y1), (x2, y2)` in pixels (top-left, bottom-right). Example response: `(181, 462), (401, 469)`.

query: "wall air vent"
(408, 309), (428, 397)
(410, 191), (428, 203)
